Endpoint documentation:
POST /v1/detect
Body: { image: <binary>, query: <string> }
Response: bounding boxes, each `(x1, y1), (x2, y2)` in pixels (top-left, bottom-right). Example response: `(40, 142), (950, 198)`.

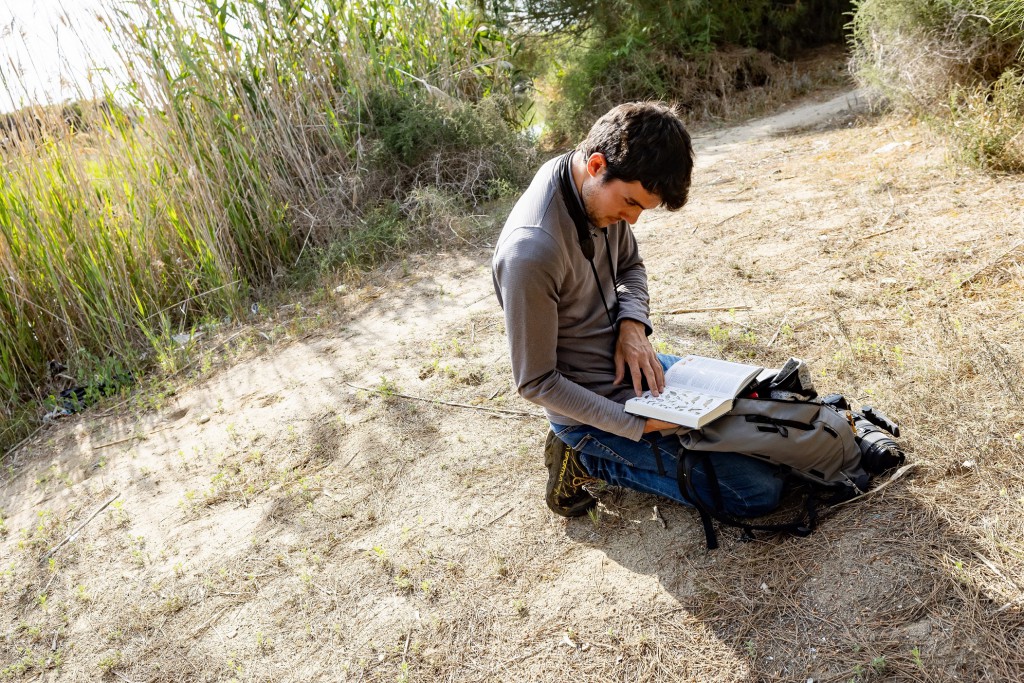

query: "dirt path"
(4, 89), (1024, 682)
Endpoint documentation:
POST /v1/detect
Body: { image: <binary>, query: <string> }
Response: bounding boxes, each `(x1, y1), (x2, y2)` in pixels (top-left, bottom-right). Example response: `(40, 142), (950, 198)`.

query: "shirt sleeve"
(493, 228), (647, 440)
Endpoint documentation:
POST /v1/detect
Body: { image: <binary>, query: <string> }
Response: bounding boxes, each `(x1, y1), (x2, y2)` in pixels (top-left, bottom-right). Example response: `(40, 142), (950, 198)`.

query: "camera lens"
(855, 417), (905, 474)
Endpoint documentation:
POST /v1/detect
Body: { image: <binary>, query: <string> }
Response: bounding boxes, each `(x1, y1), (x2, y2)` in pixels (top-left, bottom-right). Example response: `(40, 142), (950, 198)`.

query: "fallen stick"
(767, 313), (791, 348)
(713, 208), (751, 227)
(662, 305), (752, 315)
(41, 491), (121, 564)
(1, 425), (44, 465)
(459, 506), (514, 536)
(92, 434), (143, 450)
(793, 314), (829, 330)
(853, 187), (897, 245)
(855, 222), (904, 243)
(344, 382), (540, 418)
(91, 423), (175, 451)
(192, 605), (231, 637)
(830, 462), (918, 509)
(958, 239), (1024, 289)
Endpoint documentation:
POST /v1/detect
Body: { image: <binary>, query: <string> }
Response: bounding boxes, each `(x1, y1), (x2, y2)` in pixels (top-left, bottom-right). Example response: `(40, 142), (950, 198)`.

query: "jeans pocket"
(575, 434), (636, 468)
(551, 425), (637, 468)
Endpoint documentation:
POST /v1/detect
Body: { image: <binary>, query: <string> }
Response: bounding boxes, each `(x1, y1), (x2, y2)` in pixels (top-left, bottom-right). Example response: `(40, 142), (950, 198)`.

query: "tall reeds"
(0, 0), (531, 444)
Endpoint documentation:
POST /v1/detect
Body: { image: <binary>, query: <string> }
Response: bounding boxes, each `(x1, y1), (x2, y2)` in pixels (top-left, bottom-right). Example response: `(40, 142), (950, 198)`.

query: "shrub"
(948, 69), (1024, 172)
(849, 0), (1024, 172)
(849, 0), (1021, 110)
(514, 0), (853, 141)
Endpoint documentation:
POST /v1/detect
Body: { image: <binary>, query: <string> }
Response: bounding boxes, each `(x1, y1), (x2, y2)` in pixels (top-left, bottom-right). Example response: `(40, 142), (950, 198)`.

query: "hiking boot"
(544, 430), (598, 517)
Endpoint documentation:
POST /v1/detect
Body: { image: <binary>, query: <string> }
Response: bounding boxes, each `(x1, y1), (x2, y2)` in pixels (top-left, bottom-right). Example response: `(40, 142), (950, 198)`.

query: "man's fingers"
(639, 356), (660, 397)
(629, 359), (643, 396)
(651, 357), (666, 393)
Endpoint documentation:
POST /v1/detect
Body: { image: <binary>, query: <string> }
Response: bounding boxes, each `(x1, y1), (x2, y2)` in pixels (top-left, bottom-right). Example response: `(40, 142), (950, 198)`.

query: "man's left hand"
(614, 319), (665, 397)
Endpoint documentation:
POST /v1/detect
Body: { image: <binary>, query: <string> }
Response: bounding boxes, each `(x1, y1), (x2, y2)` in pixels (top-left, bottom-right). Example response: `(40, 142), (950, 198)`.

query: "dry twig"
(344, 382), (540, 418)
(40, 492), (121, 564)
(957, 238), (1024, 289)
(662, 305), (752, 315)
(458, 506), (514, 536)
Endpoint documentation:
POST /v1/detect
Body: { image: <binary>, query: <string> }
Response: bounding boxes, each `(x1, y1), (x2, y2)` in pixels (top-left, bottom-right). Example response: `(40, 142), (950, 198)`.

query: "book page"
(630, 387), (723, 417)
(624, 388), (731, 428)
(664, 355), (762, 398)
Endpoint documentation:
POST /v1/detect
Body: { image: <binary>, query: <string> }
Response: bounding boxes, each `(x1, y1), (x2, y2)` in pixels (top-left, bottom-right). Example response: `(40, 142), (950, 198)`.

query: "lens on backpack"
(854, 417), (905, 474)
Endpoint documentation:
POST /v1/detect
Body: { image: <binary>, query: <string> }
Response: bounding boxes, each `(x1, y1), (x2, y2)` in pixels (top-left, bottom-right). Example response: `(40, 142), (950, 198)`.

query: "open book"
(624, 355), (765, 429)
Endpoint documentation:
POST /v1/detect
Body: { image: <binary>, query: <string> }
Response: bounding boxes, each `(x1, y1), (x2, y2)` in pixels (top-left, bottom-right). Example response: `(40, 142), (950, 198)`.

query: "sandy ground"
(3, 89), (1024, 682)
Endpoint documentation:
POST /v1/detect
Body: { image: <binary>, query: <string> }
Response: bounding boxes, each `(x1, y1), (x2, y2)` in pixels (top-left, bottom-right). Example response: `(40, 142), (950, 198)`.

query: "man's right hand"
(643, 418), (680, 433)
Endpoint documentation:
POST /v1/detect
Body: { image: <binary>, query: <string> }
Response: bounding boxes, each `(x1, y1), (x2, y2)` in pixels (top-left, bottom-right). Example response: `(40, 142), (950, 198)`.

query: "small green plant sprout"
(111, 499), (130, 527)
(891, 344), (905, 367)
(708, 324), (730, 345)
(369, 544), (393, 573)
(586, 506), (602, 526)
(450, 337), (464, 357)
(512, 599), (528, 617)
(97, 650), (122, 673)
(419, 579), (432, 594)
(911, 646), (924, 669)
(375, 376), (399, 397)
(871, 655), (887, 673)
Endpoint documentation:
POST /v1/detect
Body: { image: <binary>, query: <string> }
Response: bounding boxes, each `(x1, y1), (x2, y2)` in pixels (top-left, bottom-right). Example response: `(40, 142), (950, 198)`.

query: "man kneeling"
(491, 102), (783, 518)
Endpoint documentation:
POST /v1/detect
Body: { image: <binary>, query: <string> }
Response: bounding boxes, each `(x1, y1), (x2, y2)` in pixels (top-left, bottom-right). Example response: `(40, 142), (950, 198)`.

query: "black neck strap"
(557, 151), (615, 326)
(557, 152), (594, 259)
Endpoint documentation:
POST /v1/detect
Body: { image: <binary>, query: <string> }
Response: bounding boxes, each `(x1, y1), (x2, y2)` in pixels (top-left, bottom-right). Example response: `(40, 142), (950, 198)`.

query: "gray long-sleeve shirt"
(492, 154), (652, 441)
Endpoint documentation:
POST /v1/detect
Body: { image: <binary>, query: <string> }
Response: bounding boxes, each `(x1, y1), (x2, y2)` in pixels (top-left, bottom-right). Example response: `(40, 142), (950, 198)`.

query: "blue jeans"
(551, 354), (784, 517)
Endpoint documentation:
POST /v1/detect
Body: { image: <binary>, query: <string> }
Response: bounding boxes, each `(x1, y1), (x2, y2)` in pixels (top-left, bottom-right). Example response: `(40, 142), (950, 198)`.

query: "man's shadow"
(562, 475), (1024, 681)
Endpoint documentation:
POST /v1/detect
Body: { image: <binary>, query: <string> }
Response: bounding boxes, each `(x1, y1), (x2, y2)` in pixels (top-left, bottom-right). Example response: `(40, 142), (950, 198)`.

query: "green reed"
(0, 0), (525, 441)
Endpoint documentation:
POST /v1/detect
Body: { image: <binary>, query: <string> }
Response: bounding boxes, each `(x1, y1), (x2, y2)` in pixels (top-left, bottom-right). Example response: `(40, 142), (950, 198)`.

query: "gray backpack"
(677, 394), (904, 549)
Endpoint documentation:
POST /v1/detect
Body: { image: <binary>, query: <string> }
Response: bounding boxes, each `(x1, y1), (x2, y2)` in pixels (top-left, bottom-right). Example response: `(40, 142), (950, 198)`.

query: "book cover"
(624, 355), (763, 429)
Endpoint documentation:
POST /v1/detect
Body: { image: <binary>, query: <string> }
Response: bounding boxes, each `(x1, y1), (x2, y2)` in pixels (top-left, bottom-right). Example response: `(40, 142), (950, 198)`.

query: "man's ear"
(585, 153), (607, 179)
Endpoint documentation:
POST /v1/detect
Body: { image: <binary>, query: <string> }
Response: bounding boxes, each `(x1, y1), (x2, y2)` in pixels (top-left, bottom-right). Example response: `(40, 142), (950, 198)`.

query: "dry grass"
(2, 95), (1024, 681)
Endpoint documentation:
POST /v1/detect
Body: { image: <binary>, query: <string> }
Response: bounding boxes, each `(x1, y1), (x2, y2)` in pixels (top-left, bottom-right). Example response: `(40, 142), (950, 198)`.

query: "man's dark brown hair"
(578, 101), (694, 211)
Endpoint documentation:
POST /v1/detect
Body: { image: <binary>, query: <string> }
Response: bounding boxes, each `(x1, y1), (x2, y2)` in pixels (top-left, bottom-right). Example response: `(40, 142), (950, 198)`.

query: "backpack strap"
(677, 449), (720, 550)
(677, 445), (833, 550)
(647, 438), (667, 477)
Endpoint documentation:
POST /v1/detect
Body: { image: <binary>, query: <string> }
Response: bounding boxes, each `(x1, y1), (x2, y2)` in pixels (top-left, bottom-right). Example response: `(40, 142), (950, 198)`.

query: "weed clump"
(849, 0), (1024, 171)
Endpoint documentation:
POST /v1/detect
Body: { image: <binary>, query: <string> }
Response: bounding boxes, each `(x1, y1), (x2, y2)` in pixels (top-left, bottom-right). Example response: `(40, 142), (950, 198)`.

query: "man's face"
(580, 155), (661, 228)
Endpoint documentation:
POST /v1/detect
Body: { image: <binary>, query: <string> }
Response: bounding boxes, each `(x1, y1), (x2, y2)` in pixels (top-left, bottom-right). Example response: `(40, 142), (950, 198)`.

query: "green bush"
(849, 0), (1024, 171)
(364, 92), (534, 202)
(949, 69), (1024, 172)
(518, 0), (852, 140)
(849, 0), (1021, 110)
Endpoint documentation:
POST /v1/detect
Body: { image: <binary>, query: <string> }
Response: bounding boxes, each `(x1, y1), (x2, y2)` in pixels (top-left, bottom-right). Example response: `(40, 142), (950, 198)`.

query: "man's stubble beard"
(580, 176), (607, 229)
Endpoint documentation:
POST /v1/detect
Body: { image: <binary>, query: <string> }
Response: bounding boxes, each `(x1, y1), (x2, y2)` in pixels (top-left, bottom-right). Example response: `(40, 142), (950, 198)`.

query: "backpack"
(676, 393), (904, 549)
